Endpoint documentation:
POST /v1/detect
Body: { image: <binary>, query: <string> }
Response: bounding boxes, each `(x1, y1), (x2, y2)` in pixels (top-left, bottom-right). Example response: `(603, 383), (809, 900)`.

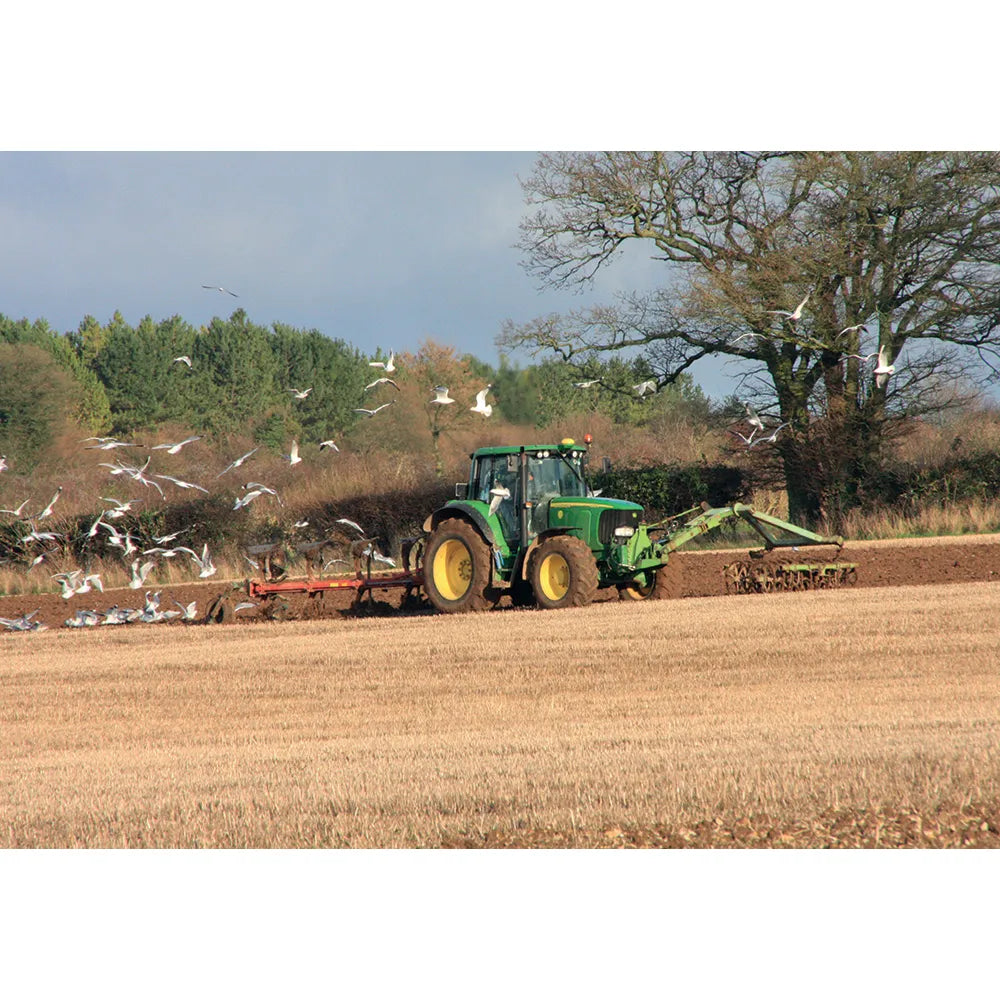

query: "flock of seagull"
(0, 337), (500, 632)
(2, 286), (896, 631)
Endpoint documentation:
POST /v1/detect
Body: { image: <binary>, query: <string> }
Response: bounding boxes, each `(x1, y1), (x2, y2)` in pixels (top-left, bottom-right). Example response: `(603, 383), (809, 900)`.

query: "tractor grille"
(598, 508), (640, 545)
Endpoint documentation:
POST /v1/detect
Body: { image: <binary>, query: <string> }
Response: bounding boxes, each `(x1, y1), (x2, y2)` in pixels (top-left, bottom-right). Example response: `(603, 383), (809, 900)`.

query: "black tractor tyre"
(423, 517), (494, 613)
(509, 577), (537, 608)
(530, 535), (599, 610)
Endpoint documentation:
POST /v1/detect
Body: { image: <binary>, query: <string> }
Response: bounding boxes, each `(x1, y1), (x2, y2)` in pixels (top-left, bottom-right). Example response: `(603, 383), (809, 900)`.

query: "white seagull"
(318, 440), (340, 452)
(101, 497), (139, 519)
(431, 386), (455, 405)
(233, 489), (264, 510)
(0, 454), (7, 472)
(335, 517), (366, 536)
(190, 543), (217, 578)
(152, 436), (201, 454)
(488, 484), (510, 516)
(574, 380), (600, 389)
(154, 474), (209, 493)
(767, 291), (811, 321)
(471, 386), (493, 417)
(1, 498), (30, 517)
(174, 600), (198, 621)
(364, 377), (400, 392)
(289, 387), (313, 400)
(52, 570), (83, 599)
(284, 439), (302, 466)
(84, 439), (137, 450)
(748, 422), (790, 449)
(369, 351), (396, 373)
(744, 403), (766, 436)
(217, 447), (259, 477)
(172, 355), (193, 368)
(202, 284), (238, 296)
(874, 345), (896, 388)
(353, 402), (394, 417)
(128, 559), (156, 589)
(37, 487), (63, 520)
(633, 380), (657, 397)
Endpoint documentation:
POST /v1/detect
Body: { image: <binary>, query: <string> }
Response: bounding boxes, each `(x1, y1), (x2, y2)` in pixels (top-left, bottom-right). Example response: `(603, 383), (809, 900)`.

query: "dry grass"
(3, 581), (999, 848)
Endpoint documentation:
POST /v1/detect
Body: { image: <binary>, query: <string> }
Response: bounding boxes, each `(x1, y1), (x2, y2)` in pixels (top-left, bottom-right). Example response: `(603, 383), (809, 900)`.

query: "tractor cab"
(465, 441), (591, 548)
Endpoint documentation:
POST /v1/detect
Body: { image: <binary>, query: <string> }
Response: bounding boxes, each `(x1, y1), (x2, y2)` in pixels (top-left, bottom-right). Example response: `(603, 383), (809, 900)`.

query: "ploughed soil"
(3, 532), (1000, 631)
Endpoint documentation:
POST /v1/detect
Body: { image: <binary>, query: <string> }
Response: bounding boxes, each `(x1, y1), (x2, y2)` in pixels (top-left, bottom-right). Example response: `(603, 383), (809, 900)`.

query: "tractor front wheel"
(424, 518), (494, 613)
(530, 535), (599, 610)
(620, 562), (680, 601)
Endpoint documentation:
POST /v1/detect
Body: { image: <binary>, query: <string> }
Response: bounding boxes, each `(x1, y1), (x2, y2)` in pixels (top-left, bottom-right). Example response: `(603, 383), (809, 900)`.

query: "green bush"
(590, 462), (752, 519)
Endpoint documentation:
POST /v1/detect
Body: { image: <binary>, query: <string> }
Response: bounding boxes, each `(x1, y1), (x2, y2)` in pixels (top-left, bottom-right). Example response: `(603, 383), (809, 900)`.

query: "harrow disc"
(723, 560), (857, 595)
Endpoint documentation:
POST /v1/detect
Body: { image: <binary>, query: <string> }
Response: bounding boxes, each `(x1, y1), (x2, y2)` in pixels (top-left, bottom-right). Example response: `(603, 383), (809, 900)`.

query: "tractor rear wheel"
(424, 517), (494, 613)
(530, 535), (598, 610)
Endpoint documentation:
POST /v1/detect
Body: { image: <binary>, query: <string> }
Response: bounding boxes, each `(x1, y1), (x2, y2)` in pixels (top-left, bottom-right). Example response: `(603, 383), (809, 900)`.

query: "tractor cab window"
(474, 454), (519, 541)
(526, 453), (586, 503)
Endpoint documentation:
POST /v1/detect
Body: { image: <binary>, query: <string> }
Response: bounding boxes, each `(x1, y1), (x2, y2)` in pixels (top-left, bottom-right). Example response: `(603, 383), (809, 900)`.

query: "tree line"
(0, 308), (718, 475)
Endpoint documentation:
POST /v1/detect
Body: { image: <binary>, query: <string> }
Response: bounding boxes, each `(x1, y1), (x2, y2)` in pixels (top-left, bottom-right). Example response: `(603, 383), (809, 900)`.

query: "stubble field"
(3, 536), (1000, 848)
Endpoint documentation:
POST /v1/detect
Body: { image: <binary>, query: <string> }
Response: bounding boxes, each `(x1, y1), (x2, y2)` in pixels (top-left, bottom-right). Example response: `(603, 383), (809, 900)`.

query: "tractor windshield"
(526, 453), (587, 502)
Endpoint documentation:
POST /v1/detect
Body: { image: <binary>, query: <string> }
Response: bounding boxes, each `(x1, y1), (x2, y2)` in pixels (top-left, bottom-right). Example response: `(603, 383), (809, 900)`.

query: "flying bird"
(369, 351), (396, 373)
(353, 402), (394, 418)
(52, 570), (83, 599)
(202, 285), (238, 297)
(128, 559), (156, 589)
(0, 454), (8, 472)
(0, 498), (30, 517)
(152, 436), (201, 454)
(335, 517), (365, 536)
(284, 439), (302, 466)
(217, 447), (259, 477)
(233, 489), (264, 510)
(633, 380), (657, 397)
(743, 403), (766, 435)
(430, 386), (455, 405)
(488, 484), (510, 516)
(318, 440), (340, 452)
(874, 345), (896, 388)
(470, 386), (493, 417)
(364, 377), (400, 392)
(84, 439), (137, 451)
(728, 429), (758, 448)
(748, 422), (790, 449)
(189, 543), (217, 578)
(574, 380), (600, 388)
(288, 387), (313, 399)
(767, 291), (811, 321)
(154, 474), (209, 493)
(174, 599), (198, 621)
(37, 487), (63, 520)
(172, 356), (193, 368)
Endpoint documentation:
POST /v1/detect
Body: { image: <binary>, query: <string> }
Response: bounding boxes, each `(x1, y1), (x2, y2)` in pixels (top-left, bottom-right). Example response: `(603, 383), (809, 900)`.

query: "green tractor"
(421, 439), (853, 613)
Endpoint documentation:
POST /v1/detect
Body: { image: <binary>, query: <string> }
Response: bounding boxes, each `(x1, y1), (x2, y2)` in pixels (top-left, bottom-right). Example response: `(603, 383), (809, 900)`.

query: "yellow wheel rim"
(538, 552), (570, 602)
(432, 538), (473, 601)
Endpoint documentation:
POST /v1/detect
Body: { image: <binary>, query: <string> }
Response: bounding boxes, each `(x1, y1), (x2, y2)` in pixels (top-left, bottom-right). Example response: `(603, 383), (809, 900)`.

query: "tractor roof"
(471, 439), (588, 459)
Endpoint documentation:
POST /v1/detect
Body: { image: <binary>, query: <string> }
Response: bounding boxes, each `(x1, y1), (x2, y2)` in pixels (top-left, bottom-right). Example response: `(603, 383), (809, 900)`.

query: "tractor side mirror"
(506, 455), (518, 473)
(455, 483), (468, 499)
(602, 457), (612, 474)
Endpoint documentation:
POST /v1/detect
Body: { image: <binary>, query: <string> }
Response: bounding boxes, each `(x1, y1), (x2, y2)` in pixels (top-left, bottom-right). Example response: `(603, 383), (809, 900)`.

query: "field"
(2, 535), (1000, 849)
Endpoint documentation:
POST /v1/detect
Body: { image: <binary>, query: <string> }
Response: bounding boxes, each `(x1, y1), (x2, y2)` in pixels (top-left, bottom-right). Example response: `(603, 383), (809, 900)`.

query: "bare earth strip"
(2, 578), (999, 848)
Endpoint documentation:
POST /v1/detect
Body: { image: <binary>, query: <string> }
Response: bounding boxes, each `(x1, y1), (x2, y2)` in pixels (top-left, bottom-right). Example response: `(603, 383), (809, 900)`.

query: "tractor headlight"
(614, 526), (635, 539)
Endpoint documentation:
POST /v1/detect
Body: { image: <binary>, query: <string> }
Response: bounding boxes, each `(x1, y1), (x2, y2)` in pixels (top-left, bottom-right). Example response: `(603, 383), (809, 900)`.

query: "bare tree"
(502, 152), (1000, 526)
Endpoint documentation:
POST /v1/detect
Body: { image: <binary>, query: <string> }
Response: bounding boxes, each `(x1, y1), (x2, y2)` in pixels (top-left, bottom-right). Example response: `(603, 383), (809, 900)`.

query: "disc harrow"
(723, 559), (858, 594)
